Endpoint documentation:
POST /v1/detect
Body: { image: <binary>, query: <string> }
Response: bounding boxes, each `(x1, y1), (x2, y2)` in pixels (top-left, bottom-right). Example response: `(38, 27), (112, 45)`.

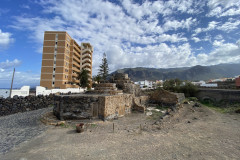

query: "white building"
(134, 80), (155, 89)
(36, 86), (85, 96)
(192, 81), (217, 87)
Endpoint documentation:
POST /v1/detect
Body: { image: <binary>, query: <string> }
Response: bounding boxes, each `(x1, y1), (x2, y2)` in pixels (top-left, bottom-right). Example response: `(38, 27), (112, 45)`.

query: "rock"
(146, 112), (152, 116)
(13, 95), (18, 100)
(56, 121), (66, 126)
(193, 102), (201, 107)
(235, 109), (240, 113)
(183, 101), (190, 104)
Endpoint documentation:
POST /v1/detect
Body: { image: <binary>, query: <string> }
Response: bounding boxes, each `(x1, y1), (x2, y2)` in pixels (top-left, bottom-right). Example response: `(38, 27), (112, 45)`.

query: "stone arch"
(201, 96), (216, 103)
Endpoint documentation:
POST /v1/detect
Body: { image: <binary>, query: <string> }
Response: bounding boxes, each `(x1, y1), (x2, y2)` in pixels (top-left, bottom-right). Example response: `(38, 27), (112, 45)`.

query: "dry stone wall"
(0, 95), (54, 117)
(53, 94), (142, 121)
(53, 95), (99, 120)
(99, 94), (133, 120)
(150, 89), (185, 106)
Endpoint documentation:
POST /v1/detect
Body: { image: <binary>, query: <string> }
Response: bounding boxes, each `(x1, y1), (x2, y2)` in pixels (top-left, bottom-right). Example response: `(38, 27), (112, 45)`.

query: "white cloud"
(197, 41), (240, 65)
(0, 59), (21, 70)
(0, 59), (40, 88)
(163, 17), (197, 31)
(105, 43), (197, 71)
(192, 37), (200, 43)
(0, 70), (40, 88)
(20, 5), (30, 9)
(9, 0), (240, 76)
(0, 29), (14, 50)
(214, 34), (223, 40)
(193, 19), (240, 36)
(217, 19), (240, 32)
(207, 0), (240, 17)
(237, 40), (240, 48)
(206, 21), (219, 31)
(213, 40), (225, 47)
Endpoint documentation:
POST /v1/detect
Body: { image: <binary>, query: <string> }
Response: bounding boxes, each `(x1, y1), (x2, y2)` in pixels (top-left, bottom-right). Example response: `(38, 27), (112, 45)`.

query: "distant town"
(135, 75), (240, 89)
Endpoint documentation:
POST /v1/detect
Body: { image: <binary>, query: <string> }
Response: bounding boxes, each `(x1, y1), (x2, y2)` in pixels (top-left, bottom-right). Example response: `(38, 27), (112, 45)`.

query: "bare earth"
(1, 103), (240, 160)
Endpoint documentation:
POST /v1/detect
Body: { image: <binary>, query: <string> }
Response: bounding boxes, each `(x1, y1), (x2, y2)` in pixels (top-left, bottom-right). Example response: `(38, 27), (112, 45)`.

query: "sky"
(0, 0), (240, 88)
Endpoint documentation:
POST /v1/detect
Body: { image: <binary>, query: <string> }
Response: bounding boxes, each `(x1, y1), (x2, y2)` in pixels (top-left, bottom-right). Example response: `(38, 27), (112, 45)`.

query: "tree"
(98, 53), (109, 80)
(77, 69), (90, 88)
(163, 79), (198, 97)
(93, 75), (101, 84)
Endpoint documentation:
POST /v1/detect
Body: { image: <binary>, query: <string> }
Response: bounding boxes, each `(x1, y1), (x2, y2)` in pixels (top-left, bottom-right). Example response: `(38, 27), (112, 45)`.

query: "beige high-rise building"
(40, 31), (93, 89)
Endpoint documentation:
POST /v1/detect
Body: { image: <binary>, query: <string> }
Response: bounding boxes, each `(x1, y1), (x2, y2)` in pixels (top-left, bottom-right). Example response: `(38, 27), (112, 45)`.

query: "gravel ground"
(1, 104), (240, 160)
(0, 107), (52, 154)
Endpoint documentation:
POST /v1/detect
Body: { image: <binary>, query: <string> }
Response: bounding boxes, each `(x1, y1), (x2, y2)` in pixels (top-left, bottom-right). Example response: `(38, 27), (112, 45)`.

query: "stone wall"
(110, 73), (143, 96)
(53, 94), (149, 121)
(99, 94), (133, 120)
(53, 95), (99, 120)
(196, 88), (240, 103)
(0, 95), (54, 117)
(149, 89), (185, 106)
(132, 96), (149, 112)
(173, 93), (185, 103)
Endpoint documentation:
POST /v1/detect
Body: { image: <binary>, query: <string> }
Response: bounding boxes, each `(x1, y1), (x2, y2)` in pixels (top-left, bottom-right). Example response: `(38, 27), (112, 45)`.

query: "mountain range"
(112, 63), (240, 82)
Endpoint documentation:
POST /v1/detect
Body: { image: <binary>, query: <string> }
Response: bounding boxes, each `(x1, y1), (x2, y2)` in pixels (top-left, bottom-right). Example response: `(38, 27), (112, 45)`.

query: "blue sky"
(0, 0), (240, 88)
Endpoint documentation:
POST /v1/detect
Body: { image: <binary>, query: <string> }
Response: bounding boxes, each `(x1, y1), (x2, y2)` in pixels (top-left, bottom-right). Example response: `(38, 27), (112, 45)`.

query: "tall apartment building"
(40, 31), (93, 89)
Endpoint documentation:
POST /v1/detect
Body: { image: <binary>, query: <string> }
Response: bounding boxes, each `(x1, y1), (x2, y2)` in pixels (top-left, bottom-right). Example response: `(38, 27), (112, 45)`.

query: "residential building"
(236, 76), (240, 88)
(40, 31), (93, 89)
(135, 80), (155, 89)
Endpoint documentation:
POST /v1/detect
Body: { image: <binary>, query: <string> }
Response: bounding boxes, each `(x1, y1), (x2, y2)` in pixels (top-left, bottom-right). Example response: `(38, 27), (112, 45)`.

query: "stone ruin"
(149, 89), (185, 106)
(53, 73), (149, 121)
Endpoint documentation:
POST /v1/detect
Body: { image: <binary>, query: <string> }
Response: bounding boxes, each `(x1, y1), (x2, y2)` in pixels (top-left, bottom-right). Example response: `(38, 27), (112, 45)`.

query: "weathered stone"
(150, 89), (184, 106)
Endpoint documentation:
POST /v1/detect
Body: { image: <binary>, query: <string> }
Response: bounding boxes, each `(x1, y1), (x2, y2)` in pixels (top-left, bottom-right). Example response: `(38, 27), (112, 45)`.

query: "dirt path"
(1, 104), (240, 160)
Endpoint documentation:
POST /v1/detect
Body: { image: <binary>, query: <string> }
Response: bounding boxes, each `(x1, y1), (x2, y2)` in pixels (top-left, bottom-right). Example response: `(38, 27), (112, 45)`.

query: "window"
(53, 68), (56, 71)
(55, 42), (57, 45)
(65, 82), (67, 84)
(54, 61), (56, 64)
(67, 44), (69, 47)
(53, 75), (55, 78)
(52, 82), (55, 85)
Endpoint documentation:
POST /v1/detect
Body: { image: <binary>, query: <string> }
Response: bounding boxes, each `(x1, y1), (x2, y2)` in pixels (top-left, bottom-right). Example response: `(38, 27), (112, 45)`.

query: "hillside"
(112, 63), (240, 81)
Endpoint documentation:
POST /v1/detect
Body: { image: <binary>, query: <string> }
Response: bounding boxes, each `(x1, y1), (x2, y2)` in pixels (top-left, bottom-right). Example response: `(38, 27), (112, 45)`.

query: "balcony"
(72, 61), (80, 68)
(84, 67), (91, 72)
(73, 55), (80, 63)
(82, 63), (91, 68)
(82, 48), (93, 53)
(82, 53), (91, 58)
(82, 58), (91, 63)
(72, 72), (78, 77)
(72, 66), (80, 73)
(72, 78), (80, 83)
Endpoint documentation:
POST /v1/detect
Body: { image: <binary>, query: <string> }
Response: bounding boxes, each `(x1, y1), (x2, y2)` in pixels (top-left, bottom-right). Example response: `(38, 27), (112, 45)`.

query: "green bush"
(163, 79), (198, 97)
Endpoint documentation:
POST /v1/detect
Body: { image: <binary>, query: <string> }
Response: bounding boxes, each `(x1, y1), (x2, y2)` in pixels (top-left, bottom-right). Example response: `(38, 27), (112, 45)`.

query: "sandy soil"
(1, 103), (240, 160)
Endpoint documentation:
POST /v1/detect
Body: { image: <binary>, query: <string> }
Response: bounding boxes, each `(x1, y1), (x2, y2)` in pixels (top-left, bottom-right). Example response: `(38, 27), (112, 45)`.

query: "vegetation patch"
(200, 100), (240, 113)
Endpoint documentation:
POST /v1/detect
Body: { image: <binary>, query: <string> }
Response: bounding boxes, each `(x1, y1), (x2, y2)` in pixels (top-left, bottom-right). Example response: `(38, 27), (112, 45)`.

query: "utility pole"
(9, 68), (15, 98)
